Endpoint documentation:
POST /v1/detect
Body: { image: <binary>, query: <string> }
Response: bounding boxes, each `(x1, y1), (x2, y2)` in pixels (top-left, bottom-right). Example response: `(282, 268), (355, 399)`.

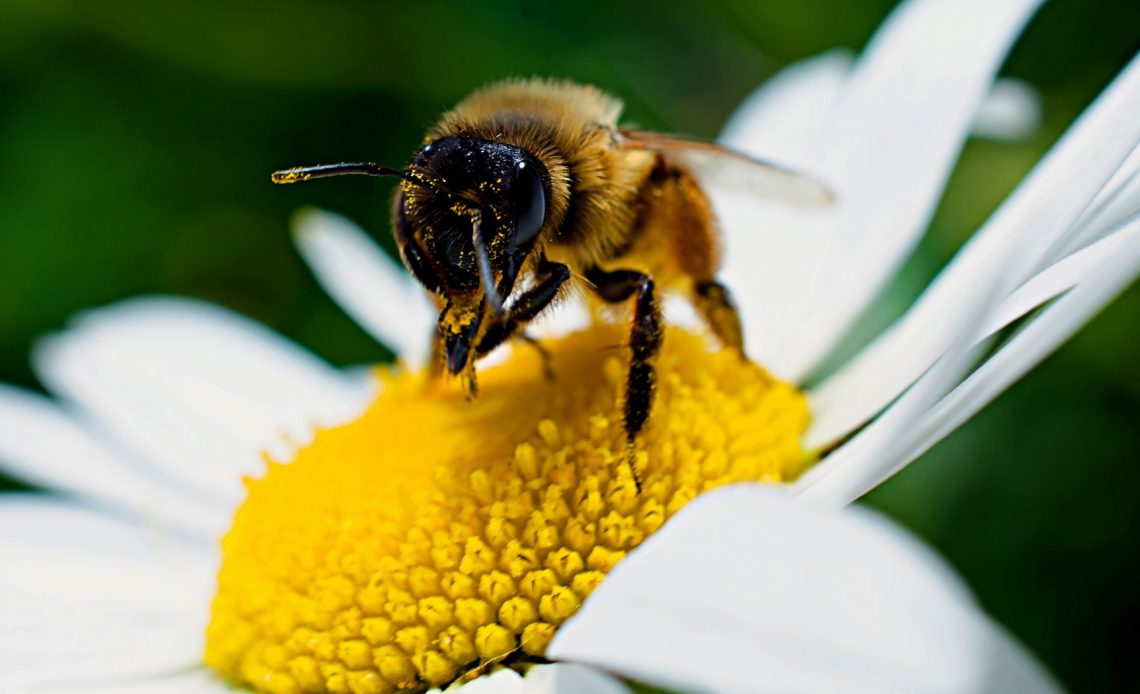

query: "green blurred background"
(0, 0), (1136, 690)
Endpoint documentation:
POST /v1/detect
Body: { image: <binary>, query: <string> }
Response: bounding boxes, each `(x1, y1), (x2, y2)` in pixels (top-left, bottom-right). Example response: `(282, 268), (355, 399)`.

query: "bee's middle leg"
(585, 267), (663, 457)
(518, 333), (555, 380)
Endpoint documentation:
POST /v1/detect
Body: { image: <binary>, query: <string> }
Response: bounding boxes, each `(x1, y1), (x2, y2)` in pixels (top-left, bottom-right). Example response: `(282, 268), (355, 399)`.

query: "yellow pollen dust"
(205, 324), (811, 694)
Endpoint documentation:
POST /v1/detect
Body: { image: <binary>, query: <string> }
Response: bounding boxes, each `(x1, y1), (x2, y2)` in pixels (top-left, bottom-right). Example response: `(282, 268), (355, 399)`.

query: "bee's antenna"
(270, 162), (437, 192)
(470, 211), (505, 317)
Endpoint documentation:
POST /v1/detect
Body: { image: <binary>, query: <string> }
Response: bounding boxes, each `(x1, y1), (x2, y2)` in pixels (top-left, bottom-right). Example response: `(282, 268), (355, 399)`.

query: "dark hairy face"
(269, 136), (550, 376)
(399, 136), (549, 298)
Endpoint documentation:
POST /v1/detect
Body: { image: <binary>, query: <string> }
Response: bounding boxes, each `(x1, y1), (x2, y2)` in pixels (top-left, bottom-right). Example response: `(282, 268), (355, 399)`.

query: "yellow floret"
(205, 324), (811, 692)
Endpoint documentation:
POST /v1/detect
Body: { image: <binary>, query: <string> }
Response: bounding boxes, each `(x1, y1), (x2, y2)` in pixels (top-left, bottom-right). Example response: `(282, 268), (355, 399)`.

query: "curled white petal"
(801, 212), (1140, 502)
(980, 220), (1140, 338)
(1053, 142), (1140, 259)
(886, 214), (1140, 488)
(794, 271), (997, 504)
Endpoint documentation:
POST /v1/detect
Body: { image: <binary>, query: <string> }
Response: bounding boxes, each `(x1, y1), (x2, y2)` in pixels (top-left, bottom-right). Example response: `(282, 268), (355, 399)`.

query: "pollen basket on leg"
(205, 325), (811, 694)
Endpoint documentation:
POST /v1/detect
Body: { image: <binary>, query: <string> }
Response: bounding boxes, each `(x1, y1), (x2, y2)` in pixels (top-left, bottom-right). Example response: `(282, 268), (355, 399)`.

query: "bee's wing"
(620, 130), (834, 207)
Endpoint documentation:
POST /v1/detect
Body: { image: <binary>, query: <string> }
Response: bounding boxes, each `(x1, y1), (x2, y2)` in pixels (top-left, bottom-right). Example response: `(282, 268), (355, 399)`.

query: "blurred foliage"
(0, 0), (1137, 691)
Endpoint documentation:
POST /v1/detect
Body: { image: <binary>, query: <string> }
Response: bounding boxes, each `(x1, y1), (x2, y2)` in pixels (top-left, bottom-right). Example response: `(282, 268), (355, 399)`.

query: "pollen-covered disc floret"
(205, 325), (811, 693)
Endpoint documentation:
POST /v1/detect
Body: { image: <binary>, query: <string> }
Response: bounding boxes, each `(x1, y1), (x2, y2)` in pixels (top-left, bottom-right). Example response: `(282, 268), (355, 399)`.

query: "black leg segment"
(475, 260), (570, 357)
(585, 266), (664, 451)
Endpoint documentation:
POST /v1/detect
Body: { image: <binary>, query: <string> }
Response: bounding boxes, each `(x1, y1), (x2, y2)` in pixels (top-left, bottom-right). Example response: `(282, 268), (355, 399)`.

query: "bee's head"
(271, 136), (550, 376)
(402, 137), (548, 299)
(401, 136), (550, 376)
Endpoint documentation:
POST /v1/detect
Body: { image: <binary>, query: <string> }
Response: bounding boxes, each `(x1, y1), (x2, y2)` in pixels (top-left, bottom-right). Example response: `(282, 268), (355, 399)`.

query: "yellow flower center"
(205, 324), (811, 694)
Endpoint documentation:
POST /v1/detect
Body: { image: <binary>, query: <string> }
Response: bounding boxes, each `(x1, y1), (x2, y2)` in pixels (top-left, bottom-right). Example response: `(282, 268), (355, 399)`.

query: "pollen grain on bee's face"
(204, 324), (811, 693)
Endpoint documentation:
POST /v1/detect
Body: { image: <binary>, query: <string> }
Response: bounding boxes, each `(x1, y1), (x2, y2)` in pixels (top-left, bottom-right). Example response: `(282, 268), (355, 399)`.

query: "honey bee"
(273, 78), (830, 482)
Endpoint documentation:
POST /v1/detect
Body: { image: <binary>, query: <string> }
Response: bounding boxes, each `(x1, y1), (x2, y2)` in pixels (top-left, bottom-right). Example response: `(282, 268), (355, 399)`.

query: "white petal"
(448, 668), (528, 694)
(970, 77), (1043, 142)
(449, 664), (629, 694)
(721, 59), (1038, 161)
(0, 495), (197, 560)
(720, 50), (853, 167)
(809, 0), (1043, 323)
(0, 498), (213, 690)
(0, 384), (226, 539)
(43, 670), (231, 693)
(33, 296), (373, 506)
(525, 663), (631, 694)
(549, 486), (1058, 694)
(718, 0), (1044, 381)
(806, 53), (1140, 447)
(292, 207), (435, 364)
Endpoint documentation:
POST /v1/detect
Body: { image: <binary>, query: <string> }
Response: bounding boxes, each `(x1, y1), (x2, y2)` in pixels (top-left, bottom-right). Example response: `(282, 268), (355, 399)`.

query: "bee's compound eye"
(512, 160), (546, 248)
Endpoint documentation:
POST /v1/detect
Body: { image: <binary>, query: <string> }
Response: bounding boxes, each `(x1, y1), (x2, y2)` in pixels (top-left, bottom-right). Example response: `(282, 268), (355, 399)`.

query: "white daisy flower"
(2, 0), (1138, 692)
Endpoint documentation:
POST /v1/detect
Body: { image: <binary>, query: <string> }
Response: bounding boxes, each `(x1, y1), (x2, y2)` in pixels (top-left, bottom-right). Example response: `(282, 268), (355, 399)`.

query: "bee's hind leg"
(693, 279), (745, 356)
(585, 266), (664, 493)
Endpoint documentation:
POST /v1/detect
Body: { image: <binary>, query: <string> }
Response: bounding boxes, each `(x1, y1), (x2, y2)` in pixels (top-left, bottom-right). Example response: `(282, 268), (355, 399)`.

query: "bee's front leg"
(436, 298), (486, 398)
(475, 260), (570, 360)
(585, 266), (663, 492)
(427, 331), (446, 380)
